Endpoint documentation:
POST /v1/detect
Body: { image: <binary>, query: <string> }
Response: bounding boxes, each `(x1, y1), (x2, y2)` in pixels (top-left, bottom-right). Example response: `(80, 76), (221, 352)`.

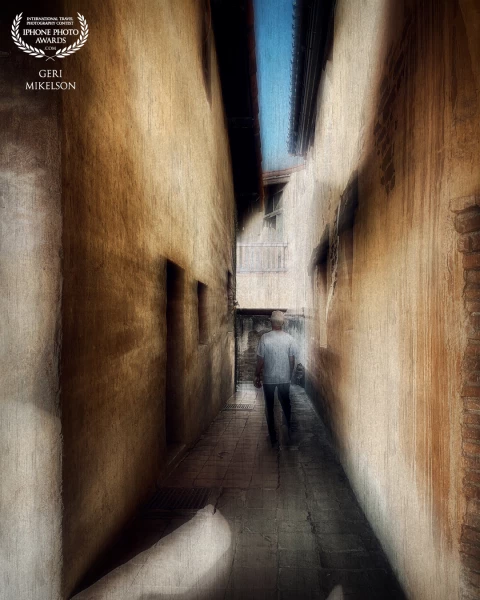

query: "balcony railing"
(237, 242), (288, 273)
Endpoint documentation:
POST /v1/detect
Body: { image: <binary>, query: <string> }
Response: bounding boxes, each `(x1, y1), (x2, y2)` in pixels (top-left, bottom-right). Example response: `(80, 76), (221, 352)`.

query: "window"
(197, 282), (208, 344)
(314, 263), (328, 348)
(264, 184), (285, 241)
(310, 227), (330, 348)
(265, 185), (284, 215)
(227, 271), (234, 332)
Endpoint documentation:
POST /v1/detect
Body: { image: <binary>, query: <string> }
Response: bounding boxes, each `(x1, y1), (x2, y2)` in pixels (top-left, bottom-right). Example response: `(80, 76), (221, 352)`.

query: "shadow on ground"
(73, 385), (405, 600)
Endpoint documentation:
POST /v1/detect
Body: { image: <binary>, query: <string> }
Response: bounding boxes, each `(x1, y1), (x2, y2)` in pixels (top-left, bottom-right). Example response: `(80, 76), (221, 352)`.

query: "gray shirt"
(257, 330), (296, 384)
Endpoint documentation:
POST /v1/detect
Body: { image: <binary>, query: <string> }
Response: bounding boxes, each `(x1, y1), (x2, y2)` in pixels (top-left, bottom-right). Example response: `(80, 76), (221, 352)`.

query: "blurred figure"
(254, 311), (296, 446)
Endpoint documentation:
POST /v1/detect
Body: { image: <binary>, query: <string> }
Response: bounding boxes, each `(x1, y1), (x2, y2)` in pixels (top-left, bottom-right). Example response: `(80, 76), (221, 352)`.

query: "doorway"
(165, 260), (186, 447)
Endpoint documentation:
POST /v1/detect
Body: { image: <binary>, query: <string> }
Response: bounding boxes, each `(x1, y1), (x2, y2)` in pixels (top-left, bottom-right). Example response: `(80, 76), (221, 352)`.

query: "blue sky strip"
(253, 0), (304, 173)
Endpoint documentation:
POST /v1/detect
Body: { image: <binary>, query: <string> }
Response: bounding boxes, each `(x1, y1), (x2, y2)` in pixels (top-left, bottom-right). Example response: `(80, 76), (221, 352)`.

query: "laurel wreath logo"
(54, 14), (89, 59)
(11, 13), (89, 61)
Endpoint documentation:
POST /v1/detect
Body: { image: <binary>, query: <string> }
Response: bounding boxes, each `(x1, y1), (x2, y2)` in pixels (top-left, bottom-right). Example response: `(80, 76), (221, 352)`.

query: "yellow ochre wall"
(59, 1), (236, 594)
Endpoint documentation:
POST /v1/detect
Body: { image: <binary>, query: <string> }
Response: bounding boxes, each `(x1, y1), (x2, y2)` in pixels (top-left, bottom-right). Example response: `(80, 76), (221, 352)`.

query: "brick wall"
(453, 194), (480, 599)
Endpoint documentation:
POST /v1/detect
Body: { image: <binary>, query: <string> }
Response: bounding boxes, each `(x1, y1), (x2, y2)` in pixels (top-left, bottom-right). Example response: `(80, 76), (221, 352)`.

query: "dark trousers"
(263, 383), (291, 443)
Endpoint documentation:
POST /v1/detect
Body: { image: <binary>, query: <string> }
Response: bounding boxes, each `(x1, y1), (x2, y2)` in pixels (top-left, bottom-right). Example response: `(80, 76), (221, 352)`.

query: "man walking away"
(254, 310), (296, 447)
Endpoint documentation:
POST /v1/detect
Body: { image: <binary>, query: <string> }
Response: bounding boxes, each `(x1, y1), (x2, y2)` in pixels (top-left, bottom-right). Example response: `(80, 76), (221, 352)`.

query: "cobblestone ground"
(74, 385), (405, 600)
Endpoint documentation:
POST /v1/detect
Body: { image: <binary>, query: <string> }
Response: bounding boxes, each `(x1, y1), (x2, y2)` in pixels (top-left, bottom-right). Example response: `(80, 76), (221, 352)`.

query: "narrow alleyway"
(74, 386), (404, 599)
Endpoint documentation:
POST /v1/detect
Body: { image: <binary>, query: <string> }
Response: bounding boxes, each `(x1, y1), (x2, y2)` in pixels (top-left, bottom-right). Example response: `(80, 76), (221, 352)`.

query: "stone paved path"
(74, 385), (405, 600)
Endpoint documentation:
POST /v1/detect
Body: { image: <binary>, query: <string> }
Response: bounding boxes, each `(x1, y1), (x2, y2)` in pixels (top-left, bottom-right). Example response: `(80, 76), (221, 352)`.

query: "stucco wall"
(237, 193), (305, 309)
(0, 17), (63, 600)
(58, 0), (235, 595)
(280, 0), (480, 598)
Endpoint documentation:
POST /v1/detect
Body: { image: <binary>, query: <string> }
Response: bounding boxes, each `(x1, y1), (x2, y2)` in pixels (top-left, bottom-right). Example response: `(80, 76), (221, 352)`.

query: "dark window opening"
(227, 271), (234, 332)
(197, 282), (209, 344)
(264, 184), (285, 215)
(309, 225), (330, 348)
(264, 184), (285, 241)
(314, 263), (328, 348)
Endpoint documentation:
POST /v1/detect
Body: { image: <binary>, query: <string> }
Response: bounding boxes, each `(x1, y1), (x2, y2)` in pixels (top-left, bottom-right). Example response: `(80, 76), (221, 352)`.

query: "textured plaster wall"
(279, 0), (480, 598)
(237, 196), (305, 309)
(0, 24), (63, 600)
(58, 0), (235, 595)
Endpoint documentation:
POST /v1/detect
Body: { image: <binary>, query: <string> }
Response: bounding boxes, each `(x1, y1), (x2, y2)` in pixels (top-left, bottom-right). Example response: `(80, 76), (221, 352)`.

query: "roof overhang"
(263, 164), (306, 186)
(211, 0), (264, 212)
(289, 0), (336, 156)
